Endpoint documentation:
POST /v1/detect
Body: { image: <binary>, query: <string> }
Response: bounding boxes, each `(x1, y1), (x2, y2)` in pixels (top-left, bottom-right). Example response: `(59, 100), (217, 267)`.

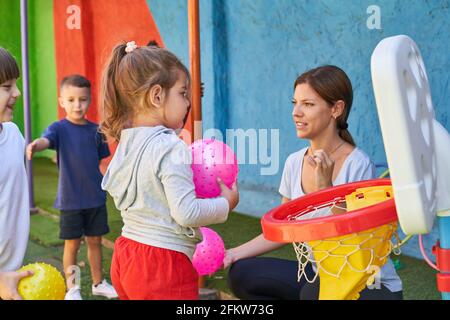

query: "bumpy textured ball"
(190, 139), (238, 198)
(192, 227), (225, 276)
(17, 262), (66, 300)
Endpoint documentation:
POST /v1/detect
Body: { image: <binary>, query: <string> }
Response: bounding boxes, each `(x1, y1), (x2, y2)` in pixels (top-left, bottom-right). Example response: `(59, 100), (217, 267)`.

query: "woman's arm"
(306, 150), (347, 214)
(223, 197), (290, 268)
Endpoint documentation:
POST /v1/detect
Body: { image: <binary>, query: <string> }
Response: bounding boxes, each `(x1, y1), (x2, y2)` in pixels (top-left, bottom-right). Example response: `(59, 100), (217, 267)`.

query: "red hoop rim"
(261, 179), (398, 242)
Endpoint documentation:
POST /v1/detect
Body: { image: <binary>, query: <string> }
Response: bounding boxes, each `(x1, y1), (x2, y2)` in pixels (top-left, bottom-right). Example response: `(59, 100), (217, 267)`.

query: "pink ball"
(192, 227), (225, 276)
(190, 139), (238, 198)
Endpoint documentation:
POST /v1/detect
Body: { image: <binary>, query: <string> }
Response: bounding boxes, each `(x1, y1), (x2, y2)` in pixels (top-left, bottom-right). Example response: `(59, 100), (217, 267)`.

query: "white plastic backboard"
(371, 35), (437, 235)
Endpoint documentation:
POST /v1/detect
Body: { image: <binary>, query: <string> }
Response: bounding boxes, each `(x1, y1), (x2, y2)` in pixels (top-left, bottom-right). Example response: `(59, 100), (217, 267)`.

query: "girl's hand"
(0, 270), (34, 300)
(306, 149), (334, 191)
(223, 248), (239, 269)
(218, 179), (239, 211)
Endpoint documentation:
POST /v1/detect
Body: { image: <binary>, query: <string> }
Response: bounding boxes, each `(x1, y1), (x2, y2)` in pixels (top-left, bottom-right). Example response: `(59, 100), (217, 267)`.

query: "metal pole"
(188, 0), (206, 290)
(188, 0), (202, 142)
(438, 216), (450, 300)
(20, 0), (37, 213)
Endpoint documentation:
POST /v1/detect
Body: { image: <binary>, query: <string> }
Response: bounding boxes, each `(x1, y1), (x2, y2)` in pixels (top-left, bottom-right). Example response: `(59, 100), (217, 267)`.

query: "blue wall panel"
(148, 0), (450, 261)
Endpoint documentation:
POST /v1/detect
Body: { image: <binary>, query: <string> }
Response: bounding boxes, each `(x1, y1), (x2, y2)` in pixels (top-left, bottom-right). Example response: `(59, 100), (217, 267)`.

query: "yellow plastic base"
(310, 185), (396, 300)
(345, 186), (393, 211)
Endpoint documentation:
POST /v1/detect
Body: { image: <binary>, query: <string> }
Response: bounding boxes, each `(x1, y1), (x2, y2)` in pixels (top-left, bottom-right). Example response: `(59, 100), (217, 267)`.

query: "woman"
(224, 65), (403, 300)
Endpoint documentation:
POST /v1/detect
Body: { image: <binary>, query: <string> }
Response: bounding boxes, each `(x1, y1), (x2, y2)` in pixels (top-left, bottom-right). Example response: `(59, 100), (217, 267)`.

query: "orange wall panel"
(53, 0), (163, 123)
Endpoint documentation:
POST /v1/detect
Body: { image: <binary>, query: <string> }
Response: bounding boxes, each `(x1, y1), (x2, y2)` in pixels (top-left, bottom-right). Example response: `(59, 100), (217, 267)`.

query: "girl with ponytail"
(100, 42), (238, 300)
(224, 65), (403, 300)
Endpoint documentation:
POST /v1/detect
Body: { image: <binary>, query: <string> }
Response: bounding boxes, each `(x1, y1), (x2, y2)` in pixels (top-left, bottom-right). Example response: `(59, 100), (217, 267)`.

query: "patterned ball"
(17, 262), (66, 300)
(190, 139), (238, 198)
(192, 227), (225, 276)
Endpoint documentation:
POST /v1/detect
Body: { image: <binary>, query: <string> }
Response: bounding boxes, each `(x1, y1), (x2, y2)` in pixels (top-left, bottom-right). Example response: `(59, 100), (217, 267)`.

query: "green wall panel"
(0, 0), (57, 158)
(0, 0), (24, 133)
(28, 0), (57, 158)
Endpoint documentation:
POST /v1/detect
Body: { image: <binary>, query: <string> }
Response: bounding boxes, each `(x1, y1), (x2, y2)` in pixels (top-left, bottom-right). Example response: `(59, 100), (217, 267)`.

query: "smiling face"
(0, 78), (21, 123)
(291, 83), (337, 140)
(162, 70), (191, 130)
(59, 85), (91, 124)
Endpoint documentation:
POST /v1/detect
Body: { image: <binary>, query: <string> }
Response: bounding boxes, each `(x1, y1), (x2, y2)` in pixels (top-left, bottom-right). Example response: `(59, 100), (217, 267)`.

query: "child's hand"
(223, 248), (239, 269)
(217, 178), (239, 211)
(26, 140), (38, 160)
(0, 270), (34, 300)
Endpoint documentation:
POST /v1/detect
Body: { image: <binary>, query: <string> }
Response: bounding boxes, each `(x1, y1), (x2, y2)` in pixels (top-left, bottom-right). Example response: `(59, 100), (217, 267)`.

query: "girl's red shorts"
(110, 236), (199, 300)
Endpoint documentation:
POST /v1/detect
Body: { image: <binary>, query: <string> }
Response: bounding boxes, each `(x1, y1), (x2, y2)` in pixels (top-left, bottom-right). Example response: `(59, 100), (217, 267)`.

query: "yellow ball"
(17, 262), (66, 300)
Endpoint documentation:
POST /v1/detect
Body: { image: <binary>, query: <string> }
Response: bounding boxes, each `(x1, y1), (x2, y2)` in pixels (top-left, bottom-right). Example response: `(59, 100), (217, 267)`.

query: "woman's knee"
(227, 259), (247, 288)
(227, 259), (258, 297)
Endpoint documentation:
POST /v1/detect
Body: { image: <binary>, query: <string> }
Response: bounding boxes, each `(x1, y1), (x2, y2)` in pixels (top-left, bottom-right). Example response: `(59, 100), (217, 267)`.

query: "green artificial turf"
(29, 213), (63, 247)
(30, 157), (442, 300)
(32, 157), (60, 216)
(23, 239), (115, 300)
(32, 157), (123, 242)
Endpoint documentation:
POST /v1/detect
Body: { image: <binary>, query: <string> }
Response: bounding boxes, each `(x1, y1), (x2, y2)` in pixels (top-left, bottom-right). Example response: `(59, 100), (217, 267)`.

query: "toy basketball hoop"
(261, 178), (399, 300)
(371, 35), (450, 300)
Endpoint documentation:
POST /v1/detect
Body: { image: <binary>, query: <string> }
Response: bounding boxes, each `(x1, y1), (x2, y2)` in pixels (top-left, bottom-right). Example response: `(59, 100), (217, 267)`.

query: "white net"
(289, 198), (401, 284)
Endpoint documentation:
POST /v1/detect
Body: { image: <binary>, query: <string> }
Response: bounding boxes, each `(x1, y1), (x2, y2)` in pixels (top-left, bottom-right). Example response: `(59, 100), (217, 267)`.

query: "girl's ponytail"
(100, 44), (129, 142)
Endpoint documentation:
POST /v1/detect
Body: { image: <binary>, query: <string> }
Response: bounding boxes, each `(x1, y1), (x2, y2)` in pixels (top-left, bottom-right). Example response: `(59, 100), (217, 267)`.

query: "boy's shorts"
(59, 205), (110, 240)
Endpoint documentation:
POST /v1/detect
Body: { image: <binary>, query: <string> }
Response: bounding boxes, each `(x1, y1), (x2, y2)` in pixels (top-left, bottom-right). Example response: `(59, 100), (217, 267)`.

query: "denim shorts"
(59, 205), (110, 239)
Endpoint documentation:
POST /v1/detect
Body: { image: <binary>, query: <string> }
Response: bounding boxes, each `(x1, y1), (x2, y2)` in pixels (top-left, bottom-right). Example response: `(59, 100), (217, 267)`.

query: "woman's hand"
(306, 149), (334, 191)
(223, 248), (239, 269)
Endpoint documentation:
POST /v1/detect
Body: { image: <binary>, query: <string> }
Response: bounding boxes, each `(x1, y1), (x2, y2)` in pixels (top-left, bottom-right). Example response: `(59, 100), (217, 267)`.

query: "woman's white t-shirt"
(0, 122), (30, 272)
(279, 147), (402, 292)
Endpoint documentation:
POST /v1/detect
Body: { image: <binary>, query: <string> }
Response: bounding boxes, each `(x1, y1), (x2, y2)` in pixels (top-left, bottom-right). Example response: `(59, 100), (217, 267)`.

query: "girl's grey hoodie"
(101, 126), (229, 259)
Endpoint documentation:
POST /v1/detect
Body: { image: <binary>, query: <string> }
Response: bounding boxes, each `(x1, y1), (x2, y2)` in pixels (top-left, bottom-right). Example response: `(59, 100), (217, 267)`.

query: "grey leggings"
(228, 257), (403, 300)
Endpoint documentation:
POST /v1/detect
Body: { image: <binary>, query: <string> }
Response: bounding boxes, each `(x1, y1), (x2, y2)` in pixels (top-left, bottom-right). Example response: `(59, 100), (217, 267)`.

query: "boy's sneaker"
(65, 285), (83, 300)
(92, 279), (118, 299)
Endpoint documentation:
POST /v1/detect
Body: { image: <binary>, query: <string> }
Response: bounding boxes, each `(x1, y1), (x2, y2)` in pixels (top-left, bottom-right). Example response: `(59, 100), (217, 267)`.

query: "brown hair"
(100, 43), (189, 142)
(294, 65), (355, 146)
(61, 74), (91, 91)
(0, 47), (20, 84)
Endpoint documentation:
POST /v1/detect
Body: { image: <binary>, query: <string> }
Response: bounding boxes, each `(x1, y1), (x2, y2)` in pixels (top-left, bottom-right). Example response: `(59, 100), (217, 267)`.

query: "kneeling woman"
(224, 65), (403, 300)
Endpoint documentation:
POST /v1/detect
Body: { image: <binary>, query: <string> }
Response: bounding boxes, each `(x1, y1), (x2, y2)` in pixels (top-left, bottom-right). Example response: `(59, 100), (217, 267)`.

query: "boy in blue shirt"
(27, 75), (117, 300)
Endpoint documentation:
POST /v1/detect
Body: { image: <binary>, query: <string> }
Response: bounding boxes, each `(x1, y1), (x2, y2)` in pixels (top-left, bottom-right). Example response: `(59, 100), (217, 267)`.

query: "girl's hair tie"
(125, 41), (138, 53)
